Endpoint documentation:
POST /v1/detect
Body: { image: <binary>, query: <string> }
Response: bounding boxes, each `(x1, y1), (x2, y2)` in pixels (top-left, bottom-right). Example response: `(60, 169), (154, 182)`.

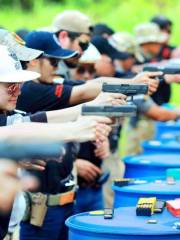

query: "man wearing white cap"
(0, 45), (40, 240)
(0, 45), (114, 240)
(73, 43), (101, 81)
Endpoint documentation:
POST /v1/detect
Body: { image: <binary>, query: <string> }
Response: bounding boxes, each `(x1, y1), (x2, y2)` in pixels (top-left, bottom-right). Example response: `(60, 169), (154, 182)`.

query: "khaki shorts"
(102, 151), (125, 208)
(124, 117), (155, 156)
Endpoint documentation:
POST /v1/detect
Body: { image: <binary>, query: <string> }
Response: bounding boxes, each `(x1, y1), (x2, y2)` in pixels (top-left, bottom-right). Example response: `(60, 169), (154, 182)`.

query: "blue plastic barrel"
(124, 153), (180, 178)
(142, 140), (180, 154)
(113, 180), (180, 208)
(155, 121), (180, 140)
(66, 207), (180, 240)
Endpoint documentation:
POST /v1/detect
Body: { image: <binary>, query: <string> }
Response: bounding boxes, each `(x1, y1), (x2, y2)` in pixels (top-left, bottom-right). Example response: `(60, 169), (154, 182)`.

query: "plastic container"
(155, 120), (180, 140)
(142, 140), (180, 154)
(113, 180), (180, 208)
(66, 207), (180, 240)
(124, 153), (180, 178)
(166, 168), (180, 180)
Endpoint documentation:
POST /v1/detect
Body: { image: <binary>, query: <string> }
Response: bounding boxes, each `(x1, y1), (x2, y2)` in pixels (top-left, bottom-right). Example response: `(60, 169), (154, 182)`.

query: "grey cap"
(0, 29), (43, 61)
(52, 10), (93, 34)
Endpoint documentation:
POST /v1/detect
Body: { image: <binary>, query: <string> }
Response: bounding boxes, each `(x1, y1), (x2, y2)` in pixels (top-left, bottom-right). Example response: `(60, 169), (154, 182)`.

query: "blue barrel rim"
(142, 140), (180, 150)
(66, 207), (180, 235)
(112, 180), (180, 195)
(124, 154), (180, 167)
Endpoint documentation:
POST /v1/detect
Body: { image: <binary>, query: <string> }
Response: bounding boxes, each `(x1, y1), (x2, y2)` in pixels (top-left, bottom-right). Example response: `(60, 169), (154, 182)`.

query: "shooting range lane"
(142, 140), (180, 154)
(113, 180), (180, 208)
(155, 120), (180, 140)
(66, 207), (180, 240)
(124, 153), (180, 178)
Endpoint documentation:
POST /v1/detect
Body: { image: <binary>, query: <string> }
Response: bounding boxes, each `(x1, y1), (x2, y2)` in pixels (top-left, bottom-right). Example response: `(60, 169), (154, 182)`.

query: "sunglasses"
(48, 58), (60, 68)
(43, 57), (59, 68)
(77, 65), (95, 74)
(78, 41), (90, 51)
(7, 83), (22, 96)
(67, 31), (90, 51)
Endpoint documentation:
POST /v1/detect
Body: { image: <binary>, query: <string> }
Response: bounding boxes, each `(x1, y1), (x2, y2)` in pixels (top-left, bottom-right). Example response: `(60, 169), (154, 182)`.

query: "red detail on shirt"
(162, 47), (171, 59)
(55, 85), (64, 98)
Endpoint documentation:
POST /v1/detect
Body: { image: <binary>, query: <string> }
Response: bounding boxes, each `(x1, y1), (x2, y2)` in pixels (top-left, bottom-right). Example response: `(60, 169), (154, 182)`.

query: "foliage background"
(0, 0), (180, 105)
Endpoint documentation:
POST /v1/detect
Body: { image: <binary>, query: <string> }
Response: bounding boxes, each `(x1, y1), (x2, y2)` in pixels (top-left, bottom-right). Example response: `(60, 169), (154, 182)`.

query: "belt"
(22, 191), (75, 223)
(28, 190), (75, 207)
(47, 191), (75, 206)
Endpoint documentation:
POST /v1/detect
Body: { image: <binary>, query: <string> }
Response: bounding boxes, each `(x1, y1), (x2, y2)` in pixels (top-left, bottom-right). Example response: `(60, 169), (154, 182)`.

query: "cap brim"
(44, 48), (80, 59)
(0, 31), (43, 61)
(111, 51), (131, 60)
(137, 32), (168, 45)
(0, 70), (40, 83)
(15, 44), (43, 61)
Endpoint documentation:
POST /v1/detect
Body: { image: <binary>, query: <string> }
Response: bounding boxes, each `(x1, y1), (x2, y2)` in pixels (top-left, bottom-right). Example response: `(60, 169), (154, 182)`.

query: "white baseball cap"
(0, 45), (40, 83)
(79, 43), (101, 64)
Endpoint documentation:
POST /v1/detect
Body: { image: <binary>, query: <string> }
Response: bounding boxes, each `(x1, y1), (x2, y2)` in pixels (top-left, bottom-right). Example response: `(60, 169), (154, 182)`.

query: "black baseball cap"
(25, 31), (79, 59)
(151, 15), (172, 30)
(91, 36), (130, 60)
(93, 23), (114, 37)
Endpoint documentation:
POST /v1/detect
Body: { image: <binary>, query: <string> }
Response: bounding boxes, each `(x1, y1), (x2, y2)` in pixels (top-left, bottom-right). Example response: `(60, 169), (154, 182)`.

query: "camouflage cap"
(109, 32), (144, 62)
(52, 10), (93, 34)
(134, 22), (168, 45)
(0, 29), (43, 61)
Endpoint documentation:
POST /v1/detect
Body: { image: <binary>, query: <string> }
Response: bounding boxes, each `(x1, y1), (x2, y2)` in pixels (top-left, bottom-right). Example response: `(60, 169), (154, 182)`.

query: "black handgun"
(102, 83), (148, 96)
(0, 141), (65, 161)
(143, 63), (180, 81)
(82, 104), (137, 117)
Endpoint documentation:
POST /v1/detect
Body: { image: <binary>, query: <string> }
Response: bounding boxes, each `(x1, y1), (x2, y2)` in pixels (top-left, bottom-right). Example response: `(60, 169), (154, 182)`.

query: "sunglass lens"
(49, 58), (59, 67)
(79, 42), (89, 51)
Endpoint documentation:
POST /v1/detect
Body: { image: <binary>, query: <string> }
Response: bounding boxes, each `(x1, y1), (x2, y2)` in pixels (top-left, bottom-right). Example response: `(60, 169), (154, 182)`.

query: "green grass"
(0, 0), (180, 104)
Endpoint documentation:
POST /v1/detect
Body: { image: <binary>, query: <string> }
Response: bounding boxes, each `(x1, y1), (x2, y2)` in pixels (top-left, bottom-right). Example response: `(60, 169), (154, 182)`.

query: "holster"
(22, 190), (75, 227)
(30, 193), (48, 227)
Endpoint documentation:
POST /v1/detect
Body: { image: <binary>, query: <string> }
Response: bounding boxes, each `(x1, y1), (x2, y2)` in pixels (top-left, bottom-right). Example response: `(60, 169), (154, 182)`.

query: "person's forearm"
(46, 104), (82, 123)
(69, 81), (102, 105)
(69, 77), (131, 105)
(0, 123), (80, 142)
(145, 105), (178, 121)
(92, 77), (131, 85)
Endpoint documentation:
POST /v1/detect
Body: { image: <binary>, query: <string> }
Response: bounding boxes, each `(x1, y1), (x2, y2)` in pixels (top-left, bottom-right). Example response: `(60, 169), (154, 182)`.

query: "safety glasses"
(7, 83), (22, 96)
(77, 65), (95, 74)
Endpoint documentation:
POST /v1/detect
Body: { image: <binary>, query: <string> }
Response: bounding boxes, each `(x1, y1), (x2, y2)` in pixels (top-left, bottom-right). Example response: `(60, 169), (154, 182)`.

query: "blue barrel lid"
(66, 207), (180, 235)
(156, 120), (180, 129)
(124, 154), (180, 167)
(142, 140), (180, 151)
(112, 180), (180, 195)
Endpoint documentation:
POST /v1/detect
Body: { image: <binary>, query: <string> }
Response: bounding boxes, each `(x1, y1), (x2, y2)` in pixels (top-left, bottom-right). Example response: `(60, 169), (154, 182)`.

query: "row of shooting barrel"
(113, 116), (180, 208)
